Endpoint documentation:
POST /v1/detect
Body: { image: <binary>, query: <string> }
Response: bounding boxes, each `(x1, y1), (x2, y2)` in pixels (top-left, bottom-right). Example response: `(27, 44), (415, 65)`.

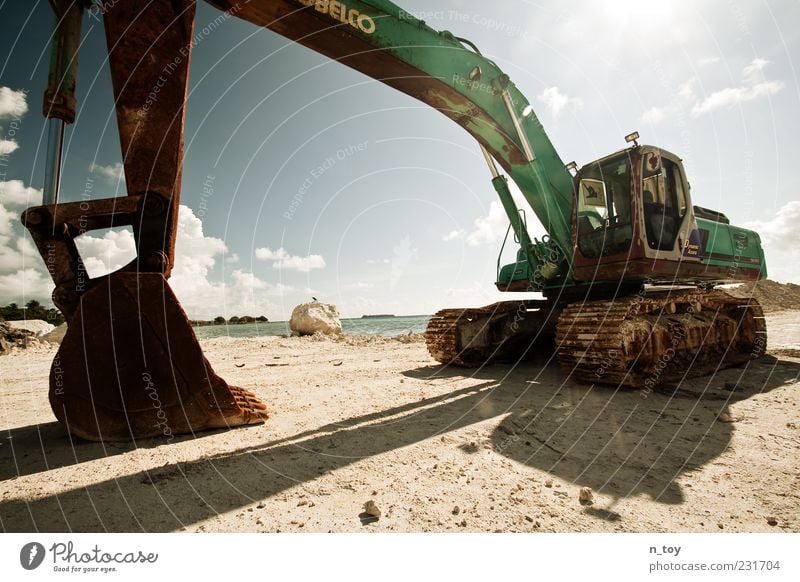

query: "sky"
(0, 0), (798, 320)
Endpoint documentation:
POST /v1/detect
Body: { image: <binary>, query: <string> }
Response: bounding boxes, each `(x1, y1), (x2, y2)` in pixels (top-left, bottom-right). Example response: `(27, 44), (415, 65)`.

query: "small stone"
(545, 479), (553, 488)
(524, 515), (534, 522)
(297, 500), (308, 506)
(257, 502), (266, 509)
(767, 516), (778, 526)
(717, 412), (743, 423)
(452, 505), (460, 515)
(459, 519), (467, 527)
(363, 500), (381, 518)
(718, 523), (724, 529)
(579, 487), (594, 505)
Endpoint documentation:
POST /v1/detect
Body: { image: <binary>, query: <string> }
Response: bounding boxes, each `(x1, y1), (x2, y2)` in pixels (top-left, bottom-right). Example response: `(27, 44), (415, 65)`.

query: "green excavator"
(24, 0), (766, 441)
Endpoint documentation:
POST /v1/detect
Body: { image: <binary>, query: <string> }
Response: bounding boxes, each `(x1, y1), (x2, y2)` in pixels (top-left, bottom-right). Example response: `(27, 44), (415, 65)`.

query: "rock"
(579, 487), (594, 505)
(6, 319), (55, 336)
(452, 505), (460, 515)
(717, 412), (744, 423)
(544, 479), (553, 488)
(363, 500), (381, 518)
(40, 323), (67, 344)
(767, 516), (778, 526)
(289, 302), (342, 336)
(0, 322), (34, 354)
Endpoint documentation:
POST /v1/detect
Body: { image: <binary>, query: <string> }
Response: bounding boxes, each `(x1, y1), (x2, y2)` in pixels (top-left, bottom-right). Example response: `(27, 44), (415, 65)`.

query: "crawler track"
(426, 290), (766, 387)
(555, 290), (766, 386)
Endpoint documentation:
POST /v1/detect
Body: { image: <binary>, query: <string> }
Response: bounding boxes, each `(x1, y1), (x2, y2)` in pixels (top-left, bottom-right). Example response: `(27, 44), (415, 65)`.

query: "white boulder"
(6, 319), (55, 337)
(289, 302), (342, 336)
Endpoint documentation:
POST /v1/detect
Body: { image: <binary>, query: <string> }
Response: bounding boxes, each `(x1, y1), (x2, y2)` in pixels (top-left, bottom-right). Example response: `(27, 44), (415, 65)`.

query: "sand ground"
(0, 312), (798, 533)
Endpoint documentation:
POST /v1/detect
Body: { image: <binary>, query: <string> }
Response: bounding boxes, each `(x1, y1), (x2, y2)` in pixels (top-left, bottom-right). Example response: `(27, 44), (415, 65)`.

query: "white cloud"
(465, 201), (508, 247)
(691, 59), (784, 117)
(167, 207), (296, 318)
(641, 106), (669, 125)
(677, 80), (696, 99)
(90, 162), (125, 182)
(0, 179), (42, 207)
(742, 58), (769, 82)
(742, 201), (800, 283)
(0, 203), (39, 272)
(0, 268), (54, 305)
(0, 173), (51, 303)
(0, 139), (19, 155)
(642, 59), (783, 124)
(73, 227), (137, 278)
(255, 246), (326, 272)
(442, 229), (465, 242)
(696, 56), (720, 67)
(537, 86), (583, 119)
(691, 81), (784, 117)
(0, 87), (28, 118)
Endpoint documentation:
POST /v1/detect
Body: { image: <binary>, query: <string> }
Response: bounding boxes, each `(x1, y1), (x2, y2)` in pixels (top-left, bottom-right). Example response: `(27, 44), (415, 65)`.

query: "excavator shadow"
(416, 355), (799, 507)
(0, 356), (796, 531)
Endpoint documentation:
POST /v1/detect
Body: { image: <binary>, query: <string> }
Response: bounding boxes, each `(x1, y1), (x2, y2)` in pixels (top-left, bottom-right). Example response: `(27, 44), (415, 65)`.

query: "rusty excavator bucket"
(23, 0), (267, 441)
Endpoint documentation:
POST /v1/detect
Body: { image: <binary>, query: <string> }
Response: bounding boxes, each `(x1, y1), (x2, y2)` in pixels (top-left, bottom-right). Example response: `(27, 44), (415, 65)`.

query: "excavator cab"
(570, 140), (764, 287)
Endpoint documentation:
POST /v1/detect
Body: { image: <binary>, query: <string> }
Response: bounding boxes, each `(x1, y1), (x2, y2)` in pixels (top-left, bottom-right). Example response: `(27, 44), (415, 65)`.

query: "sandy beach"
(1, 312), (798, 533)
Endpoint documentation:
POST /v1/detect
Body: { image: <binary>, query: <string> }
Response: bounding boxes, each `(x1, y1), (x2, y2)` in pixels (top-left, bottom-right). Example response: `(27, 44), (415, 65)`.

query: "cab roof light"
(625, 131), (640, 146)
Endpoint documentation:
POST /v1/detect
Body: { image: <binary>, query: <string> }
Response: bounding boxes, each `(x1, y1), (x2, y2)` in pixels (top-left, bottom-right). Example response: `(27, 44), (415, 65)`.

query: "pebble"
(452, 505), (460, 515)
(767, 516), (778, 526)
(363, 500), (381, 518)
(545, 479), (553, 488)
(579, 487), (594, 505)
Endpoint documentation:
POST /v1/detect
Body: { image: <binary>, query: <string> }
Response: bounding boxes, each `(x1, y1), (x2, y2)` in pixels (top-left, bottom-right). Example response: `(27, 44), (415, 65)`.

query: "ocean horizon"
(192, 314), (431, 340)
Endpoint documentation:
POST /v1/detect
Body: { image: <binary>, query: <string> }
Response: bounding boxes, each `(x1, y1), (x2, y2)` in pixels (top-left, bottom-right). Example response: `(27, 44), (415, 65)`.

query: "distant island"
(361, 314), (396, 319)
(191, 315), (269, 327)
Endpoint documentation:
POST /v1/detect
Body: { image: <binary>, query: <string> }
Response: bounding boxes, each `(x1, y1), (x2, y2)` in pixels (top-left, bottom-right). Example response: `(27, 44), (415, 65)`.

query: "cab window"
(576, 155), (633, 258)
(642, 153), (685, 250)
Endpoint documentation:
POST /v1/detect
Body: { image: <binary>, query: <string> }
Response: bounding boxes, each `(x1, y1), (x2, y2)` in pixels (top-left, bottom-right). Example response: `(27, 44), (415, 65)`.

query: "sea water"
(192, 315), (431, 340)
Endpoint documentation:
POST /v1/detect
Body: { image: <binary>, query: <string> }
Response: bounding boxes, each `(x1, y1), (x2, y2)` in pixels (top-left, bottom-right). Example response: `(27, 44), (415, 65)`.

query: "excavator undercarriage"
(425, 289), (766, 388)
